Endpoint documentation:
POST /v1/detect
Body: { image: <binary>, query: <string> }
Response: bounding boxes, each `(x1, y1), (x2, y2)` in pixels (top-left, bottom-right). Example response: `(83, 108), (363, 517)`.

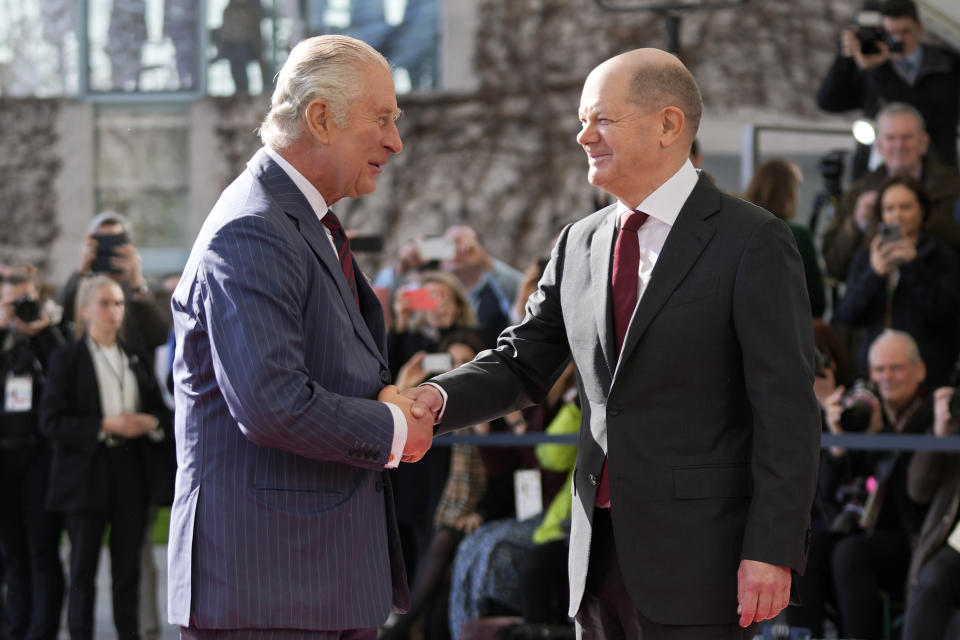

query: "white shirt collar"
(264, 146), (330, 221)
(615, 159), (699, 227)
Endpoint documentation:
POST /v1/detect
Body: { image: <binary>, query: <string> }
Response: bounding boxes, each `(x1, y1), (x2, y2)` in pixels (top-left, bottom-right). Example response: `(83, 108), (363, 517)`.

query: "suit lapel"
(614, 176), (719, 379)
(589, 205), (619, 378)
(248, 150), (388, 368)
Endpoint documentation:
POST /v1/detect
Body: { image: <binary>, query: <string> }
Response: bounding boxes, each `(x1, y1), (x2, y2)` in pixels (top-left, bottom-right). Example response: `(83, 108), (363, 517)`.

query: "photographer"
(0, 266), (65, 640)
(902, 384), (960, 640)
(821, 102), (960, 281)
(817, 0), (960, 175)
(59, 213), (169, 364)
(819, 330), (930, 639)
(833, 175), (960, 387)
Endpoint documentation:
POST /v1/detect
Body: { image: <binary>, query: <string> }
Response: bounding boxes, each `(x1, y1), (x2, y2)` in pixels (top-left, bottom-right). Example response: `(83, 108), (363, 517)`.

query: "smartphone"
(878, 223), (901, 246)
(421, 353), (453, 374)
(91, 232), (129, 274)
(349, 234), (384, 253)
(400, 287), (438, 311)
(417, 237), (456, 261)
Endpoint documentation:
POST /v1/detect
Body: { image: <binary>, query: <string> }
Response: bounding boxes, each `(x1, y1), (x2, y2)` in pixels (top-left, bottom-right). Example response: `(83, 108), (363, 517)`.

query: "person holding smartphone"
(835, 175), (960, 386)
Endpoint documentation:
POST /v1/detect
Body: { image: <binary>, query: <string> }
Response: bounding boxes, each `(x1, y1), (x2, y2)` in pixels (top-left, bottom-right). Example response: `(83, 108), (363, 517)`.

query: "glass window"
(0, 0), (80, 96)
(86, 0), (199, 94)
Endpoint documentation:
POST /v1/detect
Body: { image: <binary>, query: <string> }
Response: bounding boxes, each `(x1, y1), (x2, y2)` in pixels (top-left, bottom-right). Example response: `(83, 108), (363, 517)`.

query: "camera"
(12, 295), (40, 323)
(840, 379), (881, 432)
(853, 1), (905, 55)
(91, 231), (129, 274)
(878, 222), (902, 246)
(831, 477), (869, 534)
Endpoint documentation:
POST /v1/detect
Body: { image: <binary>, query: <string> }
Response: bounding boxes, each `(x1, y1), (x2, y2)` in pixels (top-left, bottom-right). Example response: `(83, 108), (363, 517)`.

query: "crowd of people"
(2, 1), (960, 639)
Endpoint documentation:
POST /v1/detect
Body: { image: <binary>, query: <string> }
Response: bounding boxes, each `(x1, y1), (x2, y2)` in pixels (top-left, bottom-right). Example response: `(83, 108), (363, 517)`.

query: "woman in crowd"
(834, 175), (960, 386)
(744, 158), (826, 318)
(389, 270), (479, 376)
(41, 276), (170, 640)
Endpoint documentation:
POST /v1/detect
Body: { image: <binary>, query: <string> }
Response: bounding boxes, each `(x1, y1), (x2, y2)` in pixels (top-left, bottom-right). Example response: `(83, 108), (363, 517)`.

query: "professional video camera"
(853, 1), (905, 55)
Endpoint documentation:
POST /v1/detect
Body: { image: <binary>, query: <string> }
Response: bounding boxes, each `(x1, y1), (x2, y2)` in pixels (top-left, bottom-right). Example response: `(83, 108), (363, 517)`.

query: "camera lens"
(13, 296), (40, 323)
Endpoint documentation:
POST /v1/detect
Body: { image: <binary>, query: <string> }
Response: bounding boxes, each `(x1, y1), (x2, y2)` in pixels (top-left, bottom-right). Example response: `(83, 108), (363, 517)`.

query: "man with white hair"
(821, 102), (960, 280)
(167, 35), (434, 639)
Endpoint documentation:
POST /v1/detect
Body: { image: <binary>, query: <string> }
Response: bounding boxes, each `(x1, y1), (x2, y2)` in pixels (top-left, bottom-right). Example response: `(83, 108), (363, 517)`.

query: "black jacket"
(834, 233), (960, 386)
(0, 325), (65, 444)
(818, 44), (960, 171)
(41, 339), (173, 511)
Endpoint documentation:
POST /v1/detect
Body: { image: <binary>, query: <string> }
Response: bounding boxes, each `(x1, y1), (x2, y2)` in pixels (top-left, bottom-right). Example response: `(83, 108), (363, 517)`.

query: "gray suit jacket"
(432, 175), (821, 626)
(167, 149), (408, 630)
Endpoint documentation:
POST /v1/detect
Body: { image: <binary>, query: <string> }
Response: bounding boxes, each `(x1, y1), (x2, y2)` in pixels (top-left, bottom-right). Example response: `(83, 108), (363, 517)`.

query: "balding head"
(594, 49), (703, 143)
(577, 49), (703, 205)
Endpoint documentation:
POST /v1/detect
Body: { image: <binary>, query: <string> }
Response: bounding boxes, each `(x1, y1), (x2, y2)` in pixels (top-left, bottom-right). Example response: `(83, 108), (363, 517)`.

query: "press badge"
(5, 375), (33, 412)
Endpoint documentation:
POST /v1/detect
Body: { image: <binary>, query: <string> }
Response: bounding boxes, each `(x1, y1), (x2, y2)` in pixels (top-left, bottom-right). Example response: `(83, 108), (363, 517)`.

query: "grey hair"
(259, 35), (390, 149)
(877, 102), (926, 132)
(869, 329), (922, 364)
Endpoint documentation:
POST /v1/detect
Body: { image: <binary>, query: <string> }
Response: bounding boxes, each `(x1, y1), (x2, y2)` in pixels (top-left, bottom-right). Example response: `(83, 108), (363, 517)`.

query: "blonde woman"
(41, 276), (170, 640)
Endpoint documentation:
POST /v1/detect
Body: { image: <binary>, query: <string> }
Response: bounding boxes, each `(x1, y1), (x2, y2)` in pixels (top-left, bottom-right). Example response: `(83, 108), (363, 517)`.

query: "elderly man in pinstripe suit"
(167, 35), (433, 640)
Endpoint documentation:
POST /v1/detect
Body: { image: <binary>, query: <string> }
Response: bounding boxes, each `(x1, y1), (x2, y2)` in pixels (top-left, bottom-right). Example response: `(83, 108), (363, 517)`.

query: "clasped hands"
(378, 384), (445, 463)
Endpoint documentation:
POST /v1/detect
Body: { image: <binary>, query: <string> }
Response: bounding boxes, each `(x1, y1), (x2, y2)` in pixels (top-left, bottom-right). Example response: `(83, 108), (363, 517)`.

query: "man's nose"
(577, 122), (596, 146)
(385, 120), (403, 154)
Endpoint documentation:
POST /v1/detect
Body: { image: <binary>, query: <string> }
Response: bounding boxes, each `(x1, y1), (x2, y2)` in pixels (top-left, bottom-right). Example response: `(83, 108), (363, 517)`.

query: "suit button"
(589, 474), (598, 486)
(608, 406), (621, 417)
(380, 369), (391, 384)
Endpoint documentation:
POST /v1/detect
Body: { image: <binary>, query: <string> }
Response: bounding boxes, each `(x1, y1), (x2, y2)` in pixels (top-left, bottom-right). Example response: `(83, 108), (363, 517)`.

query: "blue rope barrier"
(432, 431), (960, 452)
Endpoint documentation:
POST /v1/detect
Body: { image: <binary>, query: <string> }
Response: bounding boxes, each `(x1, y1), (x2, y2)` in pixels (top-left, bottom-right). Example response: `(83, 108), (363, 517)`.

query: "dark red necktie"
(321, 211), (359, 306)
(597, 209), (649, 508)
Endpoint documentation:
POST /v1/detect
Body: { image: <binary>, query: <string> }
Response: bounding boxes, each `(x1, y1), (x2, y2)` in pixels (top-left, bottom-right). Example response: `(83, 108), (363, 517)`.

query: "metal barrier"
(433, 431), (960, 452)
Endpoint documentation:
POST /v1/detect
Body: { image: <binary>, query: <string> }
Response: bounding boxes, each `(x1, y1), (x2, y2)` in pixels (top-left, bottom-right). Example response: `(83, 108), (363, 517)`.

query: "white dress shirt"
(615, 159), (699, 303)
(265, 146), (406, 468)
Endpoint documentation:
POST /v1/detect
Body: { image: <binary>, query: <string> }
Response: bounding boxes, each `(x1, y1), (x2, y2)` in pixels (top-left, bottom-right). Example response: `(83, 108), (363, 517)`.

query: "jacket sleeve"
(432, 224), (574, 433)
(833, 248), (885, 326)
(895, 240), (960, 331)
(733, 217), (822, 573)
(817, 55), (867, 113)
(186, 211), (395, 468)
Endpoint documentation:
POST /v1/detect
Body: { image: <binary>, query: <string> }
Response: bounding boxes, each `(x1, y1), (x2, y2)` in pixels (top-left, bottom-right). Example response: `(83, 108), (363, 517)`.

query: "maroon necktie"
(321, 211), (359, 306)
(596, 209), (649, 508)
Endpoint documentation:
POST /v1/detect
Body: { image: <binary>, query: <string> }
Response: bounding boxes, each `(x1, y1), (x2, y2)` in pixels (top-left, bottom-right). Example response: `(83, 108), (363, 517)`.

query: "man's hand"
(841, 28), (890, 70)
(378, 385), (434, 463)
(78, 234), (97, 273)
(932, 386), (957, 437)
(400, 384), (444, 422)
(737, 560), (791, 628)
(111, 243), (146, 289)
(853, 190), (878, 233)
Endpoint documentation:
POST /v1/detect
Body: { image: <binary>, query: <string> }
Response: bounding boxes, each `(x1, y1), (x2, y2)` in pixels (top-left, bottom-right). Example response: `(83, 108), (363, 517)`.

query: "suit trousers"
(0, 446), (64, 640)
(64, 444), (149, 640)
(180, 626), (377, 640)
(576, 508), (754, 640)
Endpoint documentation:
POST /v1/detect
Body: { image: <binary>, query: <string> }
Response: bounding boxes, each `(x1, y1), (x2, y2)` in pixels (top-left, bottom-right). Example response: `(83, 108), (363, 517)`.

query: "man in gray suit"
(405, 49), (821, 638)
(167, 35), (433, 639)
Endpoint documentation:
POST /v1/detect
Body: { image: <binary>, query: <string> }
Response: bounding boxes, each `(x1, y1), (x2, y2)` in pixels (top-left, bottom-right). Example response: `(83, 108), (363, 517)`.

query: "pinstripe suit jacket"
(167, 148), (409, 631)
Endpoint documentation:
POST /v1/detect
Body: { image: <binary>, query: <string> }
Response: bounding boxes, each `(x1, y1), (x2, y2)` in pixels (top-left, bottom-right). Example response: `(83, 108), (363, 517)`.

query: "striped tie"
(321, 210), (359, 306)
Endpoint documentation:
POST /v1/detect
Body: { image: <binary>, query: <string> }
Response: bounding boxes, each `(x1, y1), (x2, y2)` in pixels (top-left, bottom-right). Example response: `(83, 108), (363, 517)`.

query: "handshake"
(378, 384), (444, 463)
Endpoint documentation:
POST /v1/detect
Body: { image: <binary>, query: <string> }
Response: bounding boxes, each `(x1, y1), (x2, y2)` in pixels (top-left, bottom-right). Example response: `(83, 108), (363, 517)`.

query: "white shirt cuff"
(421, 382), (449, 423)
(384, 402), (407, 468)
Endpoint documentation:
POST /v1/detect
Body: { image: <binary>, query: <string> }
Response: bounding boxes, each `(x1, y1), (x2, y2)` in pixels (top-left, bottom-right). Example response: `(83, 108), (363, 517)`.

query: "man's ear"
(660, 106), (686, 149)
(304, 99), (334, 144)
